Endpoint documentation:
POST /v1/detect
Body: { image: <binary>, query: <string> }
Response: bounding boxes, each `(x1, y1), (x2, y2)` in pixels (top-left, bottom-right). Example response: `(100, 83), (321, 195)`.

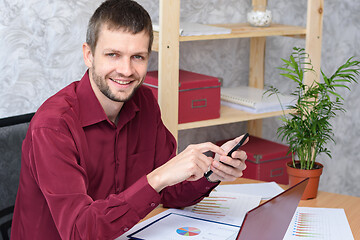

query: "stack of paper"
(152, 22), (232, 36)
(221, 86), (295, 113)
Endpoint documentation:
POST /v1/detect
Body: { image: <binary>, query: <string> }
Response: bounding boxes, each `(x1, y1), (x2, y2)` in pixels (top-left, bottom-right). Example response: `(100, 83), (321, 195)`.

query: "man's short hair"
(86, 0), (153, 53)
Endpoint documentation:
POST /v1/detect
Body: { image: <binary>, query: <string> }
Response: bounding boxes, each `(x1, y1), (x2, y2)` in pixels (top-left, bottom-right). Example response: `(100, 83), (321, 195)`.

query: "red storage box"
(144, 70), (221, 123)
(217, 135), (291, 184)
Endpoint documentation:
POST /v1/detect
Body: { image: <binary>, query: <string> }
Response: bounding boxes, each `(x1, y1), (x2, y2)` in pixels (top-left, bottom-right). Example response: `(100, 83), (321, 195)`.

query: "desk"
(143, 178), (360, 239)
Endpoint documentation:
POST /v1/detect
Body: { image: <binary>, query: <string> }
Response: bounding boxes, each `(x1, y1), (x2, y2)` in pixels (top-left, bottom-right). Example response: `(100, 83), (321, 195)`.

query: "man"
(11, 0), (247, 239)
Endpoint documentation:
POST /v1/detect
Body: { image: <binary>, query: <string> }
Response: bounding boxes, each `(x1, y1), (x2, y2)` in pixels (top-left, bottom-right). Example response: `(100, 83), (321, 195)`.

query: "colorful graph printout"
(183, 191), (261, 226)
(127, 212), (240, 240)
(176, 227), (201, 236)
(283, 207), (354, 240)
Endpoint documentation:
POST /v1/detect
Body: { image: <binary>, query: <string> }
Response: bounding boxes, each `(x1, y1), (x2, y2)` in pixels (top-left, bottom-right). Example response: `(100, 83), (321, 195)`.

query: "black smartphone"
(226, 133), (249, 158)
(204, 133), (249, 178)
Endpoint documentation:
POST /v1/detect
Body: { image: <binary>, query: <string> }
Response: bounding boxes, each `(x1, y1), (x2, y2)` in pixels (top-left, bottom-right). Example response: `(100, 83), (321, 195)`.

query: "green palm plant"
(267, 47), (360, 170)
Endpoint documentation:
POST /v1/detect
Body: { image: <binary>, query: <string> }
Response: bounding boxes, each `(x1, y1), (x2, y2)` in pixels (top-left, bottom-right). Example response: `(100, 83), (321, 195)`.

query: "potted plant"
(267, 47), (360, 199)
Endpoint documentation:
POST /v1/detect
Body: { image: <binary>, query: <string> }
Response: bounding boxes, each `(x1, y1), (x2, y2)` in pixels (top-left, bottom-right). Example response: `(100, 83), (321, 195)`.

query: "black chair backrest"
(0, 205), (14, 240)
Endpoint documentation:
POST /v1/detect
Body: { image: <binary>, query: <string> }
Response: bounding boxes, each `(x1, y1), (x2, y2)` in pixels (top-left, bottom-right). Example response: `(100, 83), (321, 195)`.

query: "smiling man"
(11, 0), (247, 239)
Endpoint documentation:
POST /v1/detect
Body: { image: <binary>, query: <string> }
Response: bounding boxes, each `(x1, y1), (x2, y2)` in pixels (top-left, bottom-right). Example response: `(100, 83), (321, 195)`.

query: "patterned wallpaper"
(0, 0), (103, 118)
(1, 0), (360, 210)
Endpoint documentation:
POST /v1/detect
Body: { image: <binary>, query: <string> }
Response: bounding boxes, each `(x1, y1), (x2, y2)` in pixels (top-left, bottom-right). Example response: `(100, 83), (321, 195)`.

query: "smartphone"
(204, 133), (249, 178)
(226, 133), (249, 158)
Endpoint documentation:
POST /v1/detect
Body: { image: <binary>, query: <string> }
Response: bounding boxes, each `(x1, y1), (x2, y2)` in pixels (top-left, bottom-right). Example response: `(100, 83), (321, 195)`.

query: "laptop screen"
(236, 178), (309, 240)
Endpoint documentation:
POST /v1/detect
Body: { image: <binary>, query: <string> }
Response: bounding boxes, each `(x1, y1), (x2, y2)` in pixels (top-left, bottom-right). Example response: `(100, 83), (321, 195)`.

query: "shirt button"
(124, 227), (129, 232)
(150, 202), (156, 207)
(205, 187), (210, 190)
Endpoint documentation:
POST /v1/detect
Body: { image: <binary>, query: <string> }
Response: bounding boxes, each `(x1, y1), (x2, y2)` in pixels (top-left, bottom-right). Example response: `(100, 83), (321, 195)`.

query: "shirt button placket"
(114, 130), (121, 194)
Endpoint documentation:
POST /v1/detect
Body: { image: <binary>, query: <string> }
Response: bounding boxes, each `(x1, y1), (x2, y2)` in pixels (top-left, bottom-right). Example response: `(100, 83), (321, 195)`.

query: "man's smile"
(109, 78), (133, 85)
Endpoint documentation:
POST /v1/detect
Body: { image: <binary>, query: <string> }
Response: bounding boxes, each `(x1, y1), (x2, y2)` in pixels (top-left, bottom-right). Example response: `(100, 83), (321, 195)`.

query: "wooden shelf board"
(178, 105), (292, 130)
(152, 23), (306, 51)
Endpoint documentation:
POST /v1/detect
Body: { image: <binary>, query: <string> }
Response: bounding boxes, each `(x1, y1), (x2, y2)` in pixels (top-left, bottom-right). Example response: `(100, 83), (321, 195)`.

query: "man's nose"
(116, 57), (133, 77)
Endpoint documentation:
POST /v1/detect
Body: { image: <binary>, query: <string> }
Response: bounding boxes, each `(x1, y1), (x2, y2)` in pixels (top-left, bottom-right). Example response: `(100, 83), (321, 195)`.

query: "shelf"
(152, 23), (306, 51)
(178, 105), (293, 130)
(155, 0), (323, 140)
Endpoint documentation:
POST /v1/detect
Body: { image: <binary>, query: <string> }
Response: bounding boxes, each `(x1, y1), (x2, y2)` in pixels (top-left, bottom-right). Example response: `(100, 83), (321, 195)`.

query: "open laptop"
(236, 177), (309, 240)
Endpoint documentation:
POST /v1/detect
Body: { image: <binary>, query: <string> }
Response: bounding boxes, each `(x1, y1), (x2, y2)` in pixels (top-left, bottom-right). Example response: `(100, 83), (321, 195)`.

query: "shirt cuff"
(124, 175), (161, 219)
(193, 176), (220, 196)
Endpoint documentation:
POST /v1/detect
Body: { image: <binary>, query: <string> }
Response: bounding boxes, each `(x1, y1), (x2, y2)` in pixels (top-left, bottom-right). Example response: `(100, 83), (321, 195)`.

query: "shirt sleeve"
(28, 127), (161, 240)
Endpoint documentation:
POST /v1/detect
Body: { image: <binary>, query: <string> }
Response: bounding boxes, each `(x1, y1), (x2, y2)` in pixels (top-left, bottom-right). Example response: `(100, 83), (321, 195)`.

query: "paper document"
(283, 207), (354, 240)
(128, 211), (240, 240)
(215, 182), (284, 200)
(152, 22), (231, 36)
(183, 191), (261, 225)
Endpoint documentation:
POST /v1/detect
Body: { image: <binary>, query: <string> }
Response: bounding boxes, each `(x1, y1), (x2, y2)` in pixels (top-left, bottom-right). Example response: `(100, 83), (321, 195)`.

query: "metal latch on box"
(191, 99), (207, 108)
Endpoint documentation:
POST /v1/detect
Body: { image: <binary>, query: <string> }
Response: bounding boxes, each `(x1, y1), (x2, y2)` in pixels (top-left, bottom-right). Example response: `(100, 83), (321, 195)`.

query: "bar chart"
(284, 207), (354, 240)
(184, 191), (261, 225)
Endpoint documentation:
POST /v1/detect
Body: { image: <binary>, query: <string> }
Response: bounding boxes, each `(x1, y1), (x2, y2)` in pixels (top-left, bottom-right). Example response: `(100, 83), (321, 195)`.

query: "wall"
(1, 0), (359, 210)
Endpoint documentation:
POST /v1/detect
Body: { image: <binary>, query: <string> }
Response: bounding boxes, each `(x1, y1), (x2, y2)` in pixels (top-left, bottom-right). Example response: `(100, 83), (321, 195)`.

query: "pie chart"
(176, 227), (201, 236)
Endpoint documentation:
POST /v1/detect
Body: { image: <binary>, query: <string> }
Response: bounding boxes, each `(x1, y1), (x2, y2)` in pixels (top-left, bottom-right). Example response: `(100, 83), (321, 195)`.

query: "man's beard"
(91, 68), (142, 103)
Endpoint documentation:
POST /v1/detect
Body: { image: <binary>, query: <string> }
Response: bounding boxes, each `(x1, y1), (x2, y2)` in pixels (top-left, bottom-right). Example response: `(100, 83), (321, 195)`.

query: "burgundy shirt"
(12, 71), (218, 240)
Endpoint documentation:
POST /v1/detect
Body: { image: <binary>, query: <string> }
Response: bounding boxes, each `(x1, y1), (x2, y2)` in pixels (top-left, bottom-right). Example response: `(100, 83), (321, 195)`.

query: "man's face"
(84, 25), (150, 104)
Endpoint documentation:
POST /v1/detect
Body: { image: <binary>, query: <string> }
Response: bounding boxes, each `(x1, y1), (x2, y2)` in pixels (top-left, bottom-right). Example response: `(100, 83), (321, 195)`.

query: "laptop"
(236, 178), (309, 240)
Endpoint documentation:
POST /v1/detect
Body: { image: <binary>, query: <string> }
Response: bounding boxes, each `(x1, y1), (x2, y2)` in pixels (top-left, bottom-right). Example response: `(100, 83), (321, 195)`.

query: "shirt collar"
(77, 70), (140, 128)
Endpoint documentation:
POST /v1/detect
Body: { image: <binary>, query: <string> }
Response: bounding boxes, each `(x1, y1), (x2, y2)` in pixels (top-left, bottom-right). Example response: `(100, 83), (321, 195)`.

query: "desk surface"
(144, 178), (360, 239)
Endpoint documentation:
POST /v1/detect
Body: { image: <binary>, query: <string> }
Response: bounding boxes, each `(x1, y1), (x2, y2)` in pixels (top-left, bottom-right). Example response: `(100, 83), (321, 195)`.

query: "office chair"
(0, 205), (14, 240)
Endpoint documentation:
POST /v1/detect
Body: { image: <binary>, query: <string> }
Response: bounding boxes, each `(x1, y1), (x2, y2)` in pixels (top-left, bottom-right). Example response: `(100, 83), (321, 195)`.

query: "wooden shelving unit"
(153, 0), (323, 142)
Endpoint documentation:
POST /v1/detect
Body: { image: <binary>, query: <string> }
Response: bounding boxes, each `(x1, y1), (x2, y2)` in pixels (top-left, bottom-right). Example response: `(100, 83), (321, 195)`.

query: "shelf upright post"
(248, 0), (268, 137)
(158, 0), (181, 141)
(304, 0), (324, 86)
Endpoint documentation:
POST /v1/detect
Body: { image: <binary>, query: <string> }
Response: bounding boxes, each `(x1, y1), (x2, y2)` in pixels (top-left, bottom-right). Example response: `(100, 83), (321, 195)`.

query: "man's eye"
(106, 53), (117, 57)
(133, 55), (144, 60)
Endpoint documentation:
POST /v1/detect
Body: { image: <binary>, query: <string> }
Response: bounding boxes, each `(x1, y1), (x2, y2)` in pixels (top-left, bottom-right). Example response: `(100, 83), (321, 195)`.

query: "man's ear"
(83, 43), (93, 68)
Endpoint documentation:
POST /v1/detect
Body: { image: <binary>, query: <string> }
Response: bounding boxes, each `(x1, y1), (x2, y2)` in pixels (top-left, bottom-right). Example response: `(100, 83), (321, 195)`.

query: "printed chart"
(128, 213), (240, 240)
(190, 195), (234, 217)
(283, 207), (354, 240)
(290, 211), (329, 238)
(184, 191), (261, 225)
(176, 227), (201, 236)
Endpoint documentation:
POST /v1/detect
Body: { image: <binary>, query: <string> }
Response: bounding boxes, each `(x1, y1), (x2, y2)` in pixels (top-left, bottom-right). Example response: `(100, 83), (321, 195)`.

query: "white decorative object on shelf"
(247, 7), (272, 27)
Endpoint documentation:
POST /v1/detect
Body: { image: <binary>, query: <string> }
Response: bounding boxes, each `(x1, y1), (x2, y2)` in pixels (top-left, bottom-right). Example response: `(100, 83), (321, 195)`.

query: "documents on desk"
(126, 209), (240, 240)
(283, 207), (354, 240)
(116, 183), (354, 240)
(214, 181), (284, 200)
(182, 191), (261, 225)
(118, 191), (261, 240)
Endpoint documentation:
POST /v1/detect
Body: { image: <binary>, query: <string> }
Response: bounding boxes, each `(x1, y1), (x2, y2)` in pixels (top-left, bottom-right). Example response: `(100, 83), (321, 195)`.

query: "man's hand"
(206, 134), (248, 183)
(147, 142), (226, 192)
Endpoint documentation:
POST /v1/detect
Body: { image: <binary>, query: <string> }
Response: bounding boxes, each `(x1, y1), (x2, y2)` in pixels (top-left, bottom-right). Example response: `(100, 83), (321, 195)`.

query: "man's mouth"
(110, 78), (132, 85)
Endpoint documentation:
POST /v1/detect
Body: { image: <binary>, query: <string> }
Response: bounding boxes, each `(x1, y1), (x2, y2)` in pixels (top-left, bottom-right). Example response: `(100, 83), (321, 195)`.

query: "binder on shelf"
(221, 86), (295, 114)
(152, 22), (231, 36)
